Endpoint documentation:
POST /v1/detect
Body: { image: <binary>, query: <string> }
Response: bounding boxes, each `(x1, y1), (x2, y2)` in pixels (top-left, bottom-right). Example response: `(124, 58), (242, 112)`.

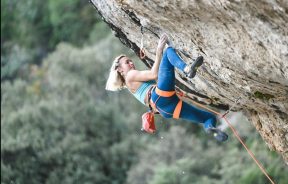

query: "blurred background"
(1, 0), (287, 184)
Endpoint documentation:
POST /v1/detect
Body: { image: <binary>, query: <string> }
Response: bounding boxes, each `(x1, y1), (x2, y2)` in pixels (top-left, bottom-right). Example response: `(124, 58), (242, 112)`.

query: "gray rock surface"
(92, 0), (288, 163)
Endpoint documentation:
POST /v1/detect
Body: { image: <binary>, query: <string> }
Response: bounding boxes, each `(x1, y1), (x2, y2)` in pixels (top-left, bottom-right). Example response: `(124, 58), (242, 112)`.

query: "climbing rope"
(180, 94), (275, 184)
(222, 116), (275, 184)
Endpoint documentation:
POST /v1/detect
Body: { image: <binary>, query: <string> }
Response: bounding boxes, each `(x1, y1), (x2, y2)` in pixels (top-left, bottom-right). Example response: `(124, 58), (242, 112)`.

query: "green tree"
(1, 36), (150, 184)
(1, 0), (105, 81)
(47, 0), (100, 47)
(127, 126), (287, 184)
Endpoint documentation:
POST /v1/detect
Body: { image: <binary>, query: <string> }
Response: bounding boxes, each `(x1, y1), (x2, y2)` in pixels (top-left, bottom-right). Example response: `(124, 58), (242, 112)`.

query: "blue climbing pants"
(151, 47), (217, 129)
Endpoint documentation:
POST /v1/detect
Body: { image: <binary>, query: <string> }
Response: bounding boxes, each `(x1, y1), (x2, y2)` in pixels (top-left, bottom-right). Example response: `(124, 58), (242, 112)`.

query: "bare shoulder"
(126, 70), (142, 92)
(126, 69), (156, 82)
(126, 69), (140, 82)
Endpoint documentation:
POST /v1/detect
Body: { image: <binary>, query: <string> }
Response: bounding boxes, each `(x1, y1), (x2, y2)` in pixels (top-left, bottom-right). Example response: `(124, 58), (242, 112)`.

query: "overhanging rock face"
(92, 0), (288, 163)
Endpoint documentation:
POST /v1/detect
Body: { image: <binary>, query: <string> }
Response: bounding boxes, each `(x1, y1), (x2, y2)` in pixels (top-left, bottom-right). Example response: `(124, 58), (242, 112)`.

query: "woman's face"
(118, 56), (135, 73)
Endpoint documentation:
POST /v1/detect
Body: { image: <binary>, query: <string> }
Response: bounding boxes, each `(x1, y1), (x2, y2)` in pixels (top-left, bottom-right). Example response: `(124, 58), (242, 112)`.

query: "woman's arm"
(127, 34), (168, 82)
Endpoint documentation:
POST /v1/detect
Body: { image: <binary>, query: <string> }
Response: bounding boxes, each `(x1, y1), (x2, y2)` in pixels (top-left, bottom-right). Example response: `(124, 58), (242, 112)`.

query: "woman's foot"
(206, 127), (228, 142)
(184, 56), (204, 78)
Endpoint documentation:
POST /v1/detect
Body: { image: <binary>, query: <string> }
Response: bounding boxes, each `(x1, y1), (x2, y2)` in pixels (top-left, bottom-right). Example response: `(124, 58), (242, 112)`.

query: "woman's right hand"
(157, 34), (168, 53)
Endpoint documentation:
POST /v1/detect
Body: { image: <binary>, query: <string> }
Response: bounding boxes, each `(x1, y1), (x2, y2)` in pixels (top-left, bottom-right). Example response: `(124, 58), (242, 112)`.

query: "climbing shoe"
(185, 56), (204, 78)
(206, 127), (228, 142)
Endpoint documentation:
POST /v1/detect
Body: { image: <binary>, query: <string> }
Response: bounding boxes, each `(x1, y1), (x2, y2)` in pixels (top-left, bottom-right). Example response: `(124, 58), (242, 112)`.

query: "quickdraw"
(220, 97), (241, 118)
(139, 26), (161, 60)
(139, 26), (146, 59)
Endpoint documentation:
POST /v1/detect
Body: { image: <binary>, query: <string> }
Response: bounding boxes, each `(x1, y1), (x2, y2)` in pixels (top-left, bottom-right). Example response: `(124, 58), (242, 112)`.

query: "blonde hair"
(105, 55), (127, 91)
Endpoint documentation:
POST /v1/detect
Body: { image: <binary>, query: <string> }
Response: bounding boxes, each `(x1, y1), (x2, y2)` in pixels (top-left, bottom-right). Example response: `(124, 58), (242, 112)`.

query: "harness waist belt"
(173, 100), (182, 119)
(155, 87), (176, 97)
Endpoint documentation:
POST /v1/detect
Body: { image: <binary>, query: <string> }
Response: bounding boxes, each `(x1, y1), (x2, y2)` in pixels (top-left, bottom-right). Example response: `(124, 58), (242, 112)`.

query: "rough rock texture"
(91, 0), (288, 163)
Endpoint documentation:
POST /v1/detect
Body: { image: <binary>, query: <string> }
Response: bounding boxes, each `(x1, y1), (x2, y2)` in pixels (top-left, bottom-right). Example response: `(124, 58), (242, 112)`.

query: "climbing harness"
(141, 85), (183, 133)
(150, 87), (183, 119)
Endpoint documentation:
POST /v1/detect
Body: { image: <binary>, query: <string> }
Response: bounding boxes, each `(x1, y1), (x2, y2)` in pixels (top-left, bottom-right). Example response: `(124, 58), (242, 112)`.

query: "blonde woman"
(106, 34), (228, 142)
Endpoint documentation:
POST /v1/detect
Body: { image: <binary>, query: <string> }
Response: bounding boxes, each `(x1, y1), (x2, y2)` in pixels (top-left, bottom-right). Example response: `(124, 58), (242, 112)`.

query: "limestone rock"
(92, 0), (288, 163)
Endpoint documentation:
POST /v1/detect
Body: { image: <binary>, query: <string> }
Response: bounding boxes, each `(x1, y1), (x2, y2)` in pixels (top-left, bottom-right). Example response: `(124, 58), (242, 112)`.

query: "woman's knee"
(165, 46), (174, 54)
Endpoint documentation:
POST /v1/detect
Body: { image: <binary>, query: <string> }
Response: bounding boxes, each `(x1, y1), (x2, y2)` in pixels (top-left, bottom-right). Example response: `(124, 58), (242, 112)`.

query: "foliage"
(127, 126), (287, 184)
(48, 0), (99, 47)
(1, 0), (106, 81)
(1, 36), (147, 184)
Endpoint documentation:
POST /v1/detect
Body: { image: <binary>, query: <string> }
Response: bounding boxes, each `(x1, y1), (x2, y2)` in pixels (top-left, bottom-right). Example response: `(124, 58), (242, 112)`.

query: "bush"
(1, 0), (105, 81)
(1, 36), (148, 184)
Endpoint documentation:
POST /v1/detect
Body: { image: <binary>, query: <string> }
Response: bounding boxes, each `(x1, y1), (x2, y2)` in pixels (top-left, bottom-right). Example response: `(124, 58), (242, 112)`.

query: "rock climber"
(105, 34), (228, 142)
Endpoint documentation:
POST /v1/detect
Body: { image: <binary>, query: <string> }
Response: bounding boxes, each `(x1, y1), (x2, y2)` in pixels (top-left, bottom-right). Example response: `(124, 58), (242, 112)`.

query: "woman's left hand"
(157, 34), (168, 53)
